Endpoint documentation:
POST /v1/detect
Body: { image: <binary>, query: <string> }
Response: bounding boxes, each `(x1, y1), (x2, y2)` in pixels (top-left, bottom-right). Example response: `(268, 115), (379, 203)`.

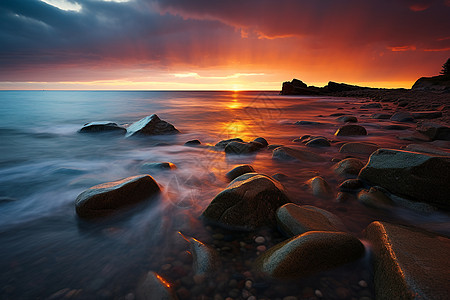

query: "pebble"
(248, 296), (256, 300)
(245, 280), (253, 289)
(256, 245), (266, 252)
(214, 294), (224, 300)
(176, 287), (190, 300)
(358, 280), (368, 287)
(161, 264), (172, 271)
(283, 296), (298, 300)
(315, 289), (323, 297)
(255, 236), (265, 244)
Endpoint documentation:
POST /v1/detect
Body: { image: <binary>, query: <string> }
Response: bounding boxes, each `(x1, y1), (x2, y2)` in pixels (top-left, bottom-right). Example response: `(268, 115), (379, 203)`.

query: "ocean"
(0, 91), (448, 299)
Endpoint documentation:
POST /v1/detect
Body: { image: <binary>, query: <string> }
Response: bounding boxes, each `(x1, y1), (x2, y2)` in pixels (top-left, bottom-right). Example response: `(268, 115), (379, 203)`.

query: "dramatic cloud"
(0, 0), (449, 89)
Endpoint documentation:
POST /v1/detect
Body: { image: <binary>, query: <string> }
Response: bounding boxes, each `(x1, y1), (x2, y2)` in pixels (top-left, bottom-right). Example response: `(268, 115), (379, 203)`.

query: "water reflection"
(0, 91), (448, 299)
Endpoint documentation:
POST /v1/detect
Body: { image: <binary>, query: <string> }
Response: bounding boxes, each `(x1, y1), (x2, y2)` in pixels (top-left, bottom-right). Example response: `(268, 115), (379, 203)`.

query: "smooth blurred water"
(0, 91), (448, 300)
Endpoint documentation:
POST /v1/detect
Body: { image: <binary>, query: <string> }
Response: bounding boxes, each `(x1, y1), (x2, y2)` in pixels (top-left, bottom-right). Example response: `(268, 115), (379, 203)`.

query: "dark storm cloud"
(0, 0), (449, 82)
(0, 0), (233, 80)
(153, 0), (450, 48)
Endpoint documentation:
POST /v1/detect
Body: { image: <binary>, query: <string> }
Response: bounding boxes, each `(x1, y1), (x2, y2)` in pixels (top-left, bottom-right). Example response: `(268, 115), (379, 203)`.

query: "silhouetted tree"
(441, 58), (450, 76)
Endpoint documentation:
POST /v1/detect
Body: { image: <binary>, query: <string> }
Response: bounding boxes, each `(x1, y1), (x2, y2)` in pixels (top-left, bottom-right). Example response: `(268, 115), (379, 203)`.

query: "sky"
(0, 0), (449, 90)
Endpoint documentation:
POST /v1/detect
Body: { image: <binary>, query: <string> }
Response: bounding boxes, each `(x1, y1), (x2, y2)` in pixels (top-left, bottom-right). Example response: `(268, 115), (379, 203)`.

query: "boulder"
(370, 113), (391, 119)
(336, 115), (358, 123)
(364, 221), (450, 300)
(339, 142), (378, 155)
(305, 137), (331, 147)
(384, 124), (411, 130)
(75, 175), (160, 218)
(416, 122), (450, 141)
(126, 114), (180, 137)
(358, 149), (450, 210)
(224, 141), (260, 154)
(276, 204), (345, 236)
(272, 146), (323, 162)
(201, 173), (290, 230)
(412, 75), (450, 91)
(79, 121), (126, 134)
(334, 125), (367, 136)
(333, 158), (365, 177)
(255, 231), (365, 279)
(226, 164), (256, 181)
(306, 176), (333, 198)
(338, 179), (364, 192)
(253, 137), (268, 147)
(360, 103), (382, 109)
(215, 138), (244, 149)
(390, 111), (414, 122)
(358, 187), (394, 210)
(184, 139), (201, 146)
(187, 237), (220, 275)
(412, 111), (443, 119)
(136, 271), (178, 300)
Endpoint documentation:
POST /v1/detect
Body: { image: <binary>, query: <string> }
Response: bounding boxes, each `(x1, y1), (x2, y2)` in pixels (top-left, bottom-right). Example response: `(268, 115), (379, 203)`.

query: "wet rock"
(338, 179), (364, 192)
(390, 111), (414, 122)
(384, 124), (410, 130)
(397, 132), (432, 142)
(75, 175), (160, 218)
(333, 158), (365, 177)
(334, 125), (367, 136)
(276, 203), (345, 236)
(339, 142), (378, 155)
(306, 176), (333, 198)
(358, 149), (450, 210)
(226, 165), (256, 181)
(370, 113), (391, 119)
(126, 114), (180, 137)
(358, 187), (394, 210)
(360, 103), (382, 109)
(255, 231), (365, 279)
(187, 236), (221, 275)
(336, 115), (358, 123)
(272, 173), (289, 181)
(202, 173), (290, 230)
(364, 221), (450, 300)
(215, 138), (244, 149)
(253, 137), (268, 147)
(336, 192), (356, 203)
(141, 162), (177, 170)
(267, 144), (283, 150)
(79, 121), (126, 134)
(272, 146), (323, 162)
(412, 111), (443, 119)
(136, 271), (178, 300)
(295, 121), (323, 126)
(416, 122), (450, 141)
(405, 144), (450, 156)
(184, 139), (201, 146)
(305, 137), (331, 147)
(225, 141), (260, 155)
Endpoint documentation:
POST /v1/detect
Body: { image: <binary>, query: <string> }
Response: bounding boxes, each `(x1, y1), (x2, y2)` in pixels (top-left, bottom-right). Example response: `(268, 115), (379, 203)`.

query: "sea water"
(0, 91), (448, 299)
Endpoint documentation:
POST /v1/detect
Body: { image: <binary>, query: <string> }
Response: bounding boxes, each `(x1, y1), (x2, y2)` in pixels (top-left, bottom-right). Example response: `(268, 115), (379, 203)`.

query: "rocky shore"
(68, 90), (450, 300)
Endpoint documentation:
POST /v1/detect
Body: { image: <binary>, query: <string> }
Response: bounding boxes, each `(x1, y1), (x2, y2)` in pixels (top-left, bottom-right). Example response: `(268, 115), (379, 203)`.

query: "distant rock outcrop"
(412, 75), (450, 92)
(281, 79), (371, 95)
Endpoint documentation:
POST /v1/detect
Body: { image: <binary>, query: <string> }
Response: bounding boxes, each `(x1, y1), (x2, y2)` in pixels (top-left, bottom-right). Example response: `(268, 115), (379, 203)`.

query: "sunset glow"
(1, 0), (449, 90)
